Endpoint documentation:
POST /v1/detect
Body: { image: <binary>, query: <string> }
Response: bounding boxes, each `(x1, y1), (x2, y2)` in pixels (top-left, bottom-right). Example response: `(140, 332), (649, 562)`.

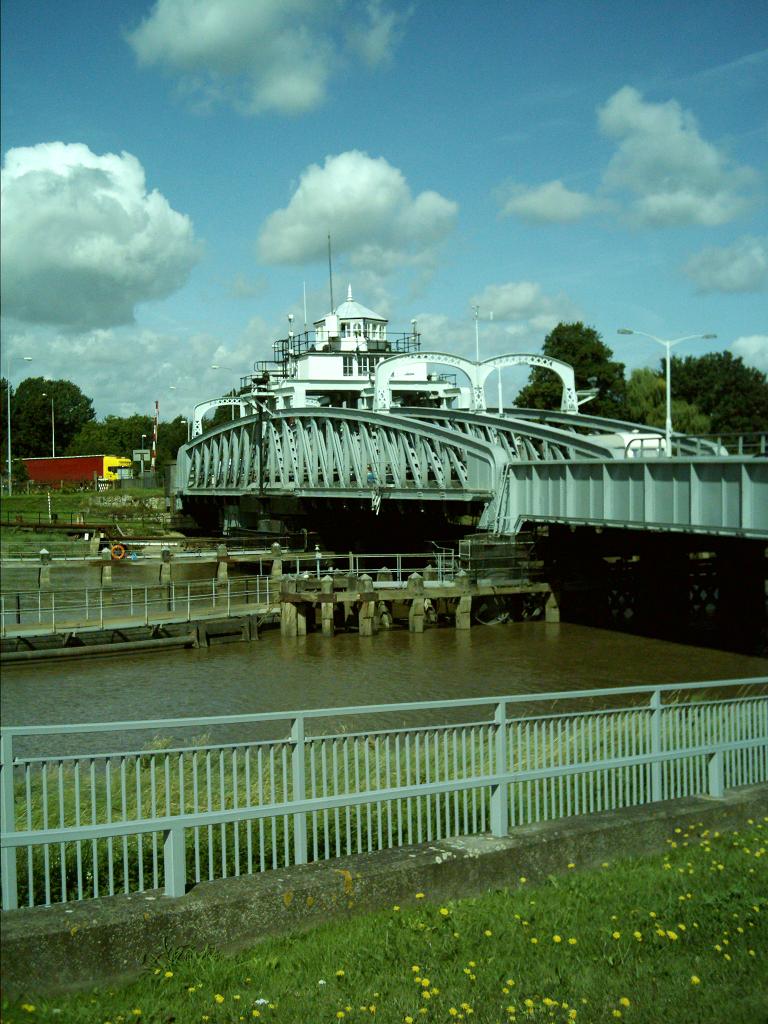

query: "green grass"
(2, 815), (766, 1024)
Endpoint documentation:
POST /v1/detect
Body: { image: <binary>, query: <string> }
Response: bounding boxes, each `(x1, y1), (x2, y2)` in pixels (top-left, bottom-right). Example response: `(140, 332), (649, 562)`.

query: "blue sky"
(2, 0), (766, 418)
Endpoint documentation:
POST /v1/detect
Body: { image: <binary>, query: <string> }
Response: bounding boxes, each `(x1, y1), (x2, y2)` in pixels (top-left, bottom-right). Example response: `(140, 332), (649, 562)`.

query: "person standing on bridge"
(366, 465), (377, 486)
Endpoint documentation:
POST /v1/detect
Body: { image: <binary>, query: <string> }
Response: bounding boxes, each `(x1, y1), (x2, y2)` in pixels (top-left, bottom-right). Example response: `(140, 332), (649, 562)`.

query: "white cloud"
(498, 86), (758, 229)
(257, 151), (457, 280)
(127, 0), (407, 116)
(345, 0), (408, 67)
(683, 236), (768, 293)
(1, 317), (267, 419)
(732, 335), (768, 373)
(470, 281), (580, 325)
(500, 180), (606, 223)
(598, 86), (756, 226)
(1, 142), (201, 330)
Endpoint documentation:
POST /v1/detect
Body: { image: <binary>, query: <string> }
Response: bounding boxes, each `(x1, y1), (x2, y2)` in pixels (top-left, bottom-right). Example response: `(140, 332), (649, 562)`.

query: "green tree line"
(515, 323), (767, 435)
(1, 376), (189, 473)
(2, 333), (766, 475)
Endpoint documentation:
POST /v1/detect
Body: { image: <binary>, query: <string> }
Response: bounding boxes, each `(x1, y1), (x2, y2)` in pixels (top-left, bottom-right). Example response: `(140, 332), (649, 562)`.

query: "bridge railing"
(0, 575), (277, 637)
(674, 432), (767, 458)
(1, 678), (765, 910)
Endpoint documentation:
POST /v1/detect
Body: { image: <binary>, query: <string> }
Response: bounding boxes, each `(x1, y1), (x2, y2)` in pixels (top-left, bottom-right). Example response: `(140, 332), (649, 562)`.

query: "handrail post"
(1, 595), (5, 638)
(708, 750), (725, 798)
(163, 824), (187, 898)
(0, 731), (19, 910)
(291, 716), (308, 865)
(144, 586), (149, 626)
(51, 592), (56, 633)
(650, 689), (663, 802)
(490, 700), (509, 837)
(187, 583), (191, 621)
(226, 579), (231, 617)
(99, 587), (104, 629)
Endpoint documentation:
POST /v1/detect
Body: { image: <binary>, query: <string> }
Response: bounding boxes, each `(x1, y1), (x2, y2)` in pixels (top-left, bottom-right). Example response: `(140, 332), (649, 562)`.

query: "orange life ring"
(110, 543), (126, 561)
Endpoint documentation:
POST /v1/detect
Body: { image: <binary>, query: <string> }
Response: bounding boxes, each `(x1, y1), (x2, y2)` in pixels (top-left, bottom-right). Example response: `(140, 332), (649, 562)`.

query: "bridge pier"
(545, 586), (560, 623)
(358, 574), (377, 636)
(408, 572), (425, 633)
(320, 575), (335, 636)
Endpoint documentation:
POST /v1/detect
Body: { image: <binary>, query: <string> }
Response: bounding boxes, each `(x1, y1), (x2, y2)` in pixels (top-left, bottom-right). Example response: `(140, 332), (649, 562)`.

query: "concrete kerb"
(2, 784), (766, 999)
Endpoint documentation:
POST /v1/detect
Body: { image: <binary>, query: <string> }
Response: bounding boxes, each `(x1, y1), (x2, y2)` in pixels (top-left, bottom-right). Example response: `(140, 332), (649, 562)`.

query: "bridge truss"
(177, 406), (767, 540)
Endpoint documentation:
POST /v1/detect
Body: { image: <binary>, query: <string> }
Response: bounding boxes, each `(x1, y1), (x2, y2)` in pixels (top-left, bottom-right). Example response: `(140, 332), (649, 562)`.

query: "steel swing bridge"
(176, 352), (768, 539)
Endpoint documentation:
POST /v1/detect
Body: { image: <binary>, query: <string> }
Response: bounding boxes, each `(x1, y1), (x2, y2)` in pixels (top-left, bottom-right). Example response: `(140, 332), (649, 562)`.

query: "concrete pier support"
(159, 547), (172, 585)
(376, 567), (393, 628)
(99, 548), (112, 587)
(454, 570), (471, 629)
(545, 586), (560, 623)
(216, 544), (228, 584)
(358, 573), (377, 636)
(38, 549), (52, 590)
(343, 572), (358, 628)
(408, 572), (425, 632)
(320, 575), (335, 636)
(281, 600), (298, 637)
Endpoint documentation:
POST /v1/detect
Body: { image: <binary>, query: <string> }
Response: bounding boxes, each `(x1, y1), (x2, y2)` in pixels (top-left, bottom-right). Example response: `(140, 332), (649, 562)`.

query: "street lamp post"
(211, 364), (236, 420)
(618, 328), (717, 454)
(41, 392), (55, 457)
(5, 354), (33, 495)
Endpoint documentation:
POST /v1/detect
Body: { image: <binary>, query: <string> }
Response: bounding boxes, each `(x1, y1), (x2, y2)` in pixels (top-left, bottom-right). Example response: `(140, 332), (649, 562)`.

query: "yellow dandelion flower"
(619, 998), (630, 1008)
(336, 970), (345, 978)
(553, 935), (562, 943)
(666, 930), (678, 941)
(484, 929), (492, 936)
(164, 971), (174, 978)
(519, 876), (527, 883)
(404, 1017), (414, 1023)
(468, 961), (476, 967)
(412, 965), (420, 973)
(567, 862), (575, 869)
(214, 994), (225, 1004)
(440, 907), (450, 916)
(393, 905), (400, 911)
(337, 1014), (345, 1020)
(691, 976), (701, 985)
(612, 1012), (622, 1019)
(252, 1013), (261, 1019)
(415, 892), (425, 899)
(612, 931), (621, 939)
(524, 999), (534, 1008)
(20, 1007), (36, 1015)
(568, 937), (577, 945)
(530, 937), (538, 944)
(633, 931), (642, 941)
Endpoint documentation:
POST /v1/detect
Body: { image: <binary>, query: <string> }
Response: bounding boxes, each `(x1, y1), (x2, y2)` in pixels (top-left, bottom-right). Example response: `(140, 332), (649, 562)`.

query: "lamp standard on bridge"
(41, 392), (55, 456)
(5, 353), (33, 495)
(617, 328), (717, 455)
(211, 364), (237, 420)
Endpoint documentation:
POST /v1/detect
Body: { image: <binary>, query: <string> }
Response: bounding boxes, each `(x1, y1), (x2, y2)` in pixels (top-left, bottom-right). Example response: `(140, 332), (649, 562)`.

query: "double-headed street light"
(618, 328), (717, 455)
(5, 354), (33, 495)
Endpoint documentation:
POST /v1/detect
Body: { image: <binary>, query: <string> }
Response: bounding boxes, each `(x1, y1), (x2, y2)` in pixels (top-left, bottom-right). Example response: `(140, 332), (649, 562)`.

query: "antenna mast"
(327, 233), (335, 313)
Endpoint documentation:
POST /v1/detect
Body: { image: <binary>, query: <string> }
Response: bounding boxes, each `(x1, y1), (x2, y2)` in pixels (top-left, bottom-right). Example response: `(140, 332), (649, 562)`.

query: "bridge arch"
(373, 352), (578, 413)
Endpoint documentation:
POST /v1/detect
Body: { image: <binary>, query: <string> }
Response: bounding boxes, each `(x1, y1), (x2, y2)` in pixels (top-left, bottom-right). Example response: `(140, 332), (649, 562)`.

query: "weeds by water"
(2, 815), (766, 1024)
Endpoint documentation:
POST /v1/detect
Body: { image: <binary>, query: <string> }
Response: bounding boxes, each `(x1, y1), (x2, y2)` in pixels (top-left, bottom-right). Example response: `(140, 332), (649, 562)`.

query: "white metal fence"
(1, 576), (277, 636)
(1, 678), (765, 911)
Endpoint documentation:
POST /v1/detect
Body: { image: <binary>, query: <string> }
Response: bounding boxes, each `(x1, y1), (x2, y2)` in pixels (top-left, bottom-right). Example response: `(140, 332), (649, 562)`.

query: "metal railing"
(1, 678), (765, 910)
(1, 576), (278, 636)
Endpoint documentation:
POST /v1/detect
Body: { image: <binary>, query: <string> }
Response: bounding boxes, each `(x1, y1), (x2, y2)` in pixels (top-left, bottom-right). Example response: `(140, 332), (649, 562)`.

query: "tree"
(515, 322), (627, 418)
(10, 377), (95, 457)
(667, 352), (768, 435)
(625, 367), (710, 435)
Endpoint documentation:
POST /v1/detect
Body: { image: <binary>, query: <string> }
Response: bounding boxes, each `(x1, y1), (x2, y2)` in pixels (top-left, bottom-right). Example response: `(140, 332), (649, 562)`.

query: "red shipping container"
(24, 455), (107, 487)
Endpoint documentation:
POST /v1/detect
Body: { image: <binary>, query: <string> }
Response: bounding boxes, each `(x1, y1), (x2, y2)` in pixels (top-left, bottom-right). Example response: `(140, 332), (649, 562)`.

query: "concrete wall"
(2, 784), (765, 999)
